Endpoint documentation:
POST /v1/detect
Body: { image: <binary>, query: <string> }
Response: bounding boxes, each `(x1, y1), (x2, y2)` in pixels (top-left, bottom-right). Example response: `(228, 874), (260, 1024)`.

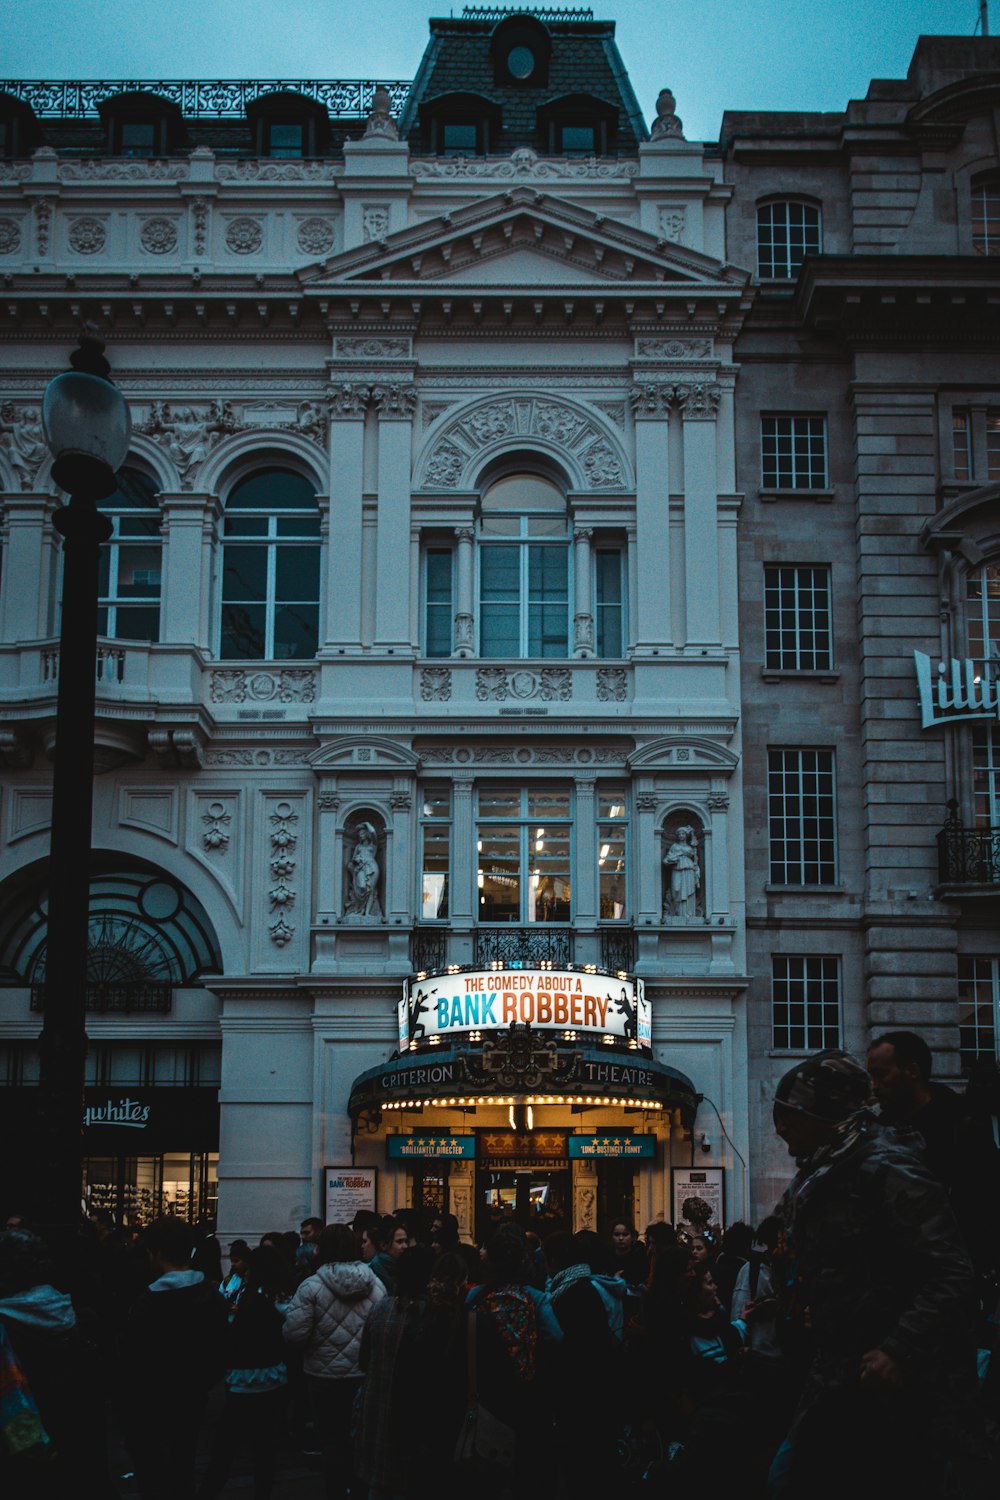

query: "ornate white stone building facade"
(0, 14), (752, 1238)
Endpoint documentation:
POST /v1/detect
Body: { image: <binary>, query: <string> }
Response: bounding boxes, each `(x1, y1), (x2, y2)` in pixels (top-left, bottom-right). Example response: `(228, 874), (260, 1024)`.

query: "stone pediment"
(307, 736), (419, 771)
(299, 186), (743, 295)
(628, 736), (738, 772)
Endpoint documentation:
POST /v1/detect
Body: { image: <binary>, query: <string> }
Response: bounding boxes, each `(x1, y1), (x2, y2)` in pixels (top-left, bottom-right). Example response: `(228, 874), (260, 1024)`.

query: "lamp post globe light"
(37, 330), (131, 1232)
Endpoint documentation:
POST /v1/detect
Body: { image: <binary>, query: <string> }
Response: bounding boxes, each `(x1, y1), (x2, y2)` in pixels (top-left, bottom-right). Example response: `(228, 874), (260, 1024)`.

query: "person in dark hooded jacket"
(283, 1222), (384, 1500)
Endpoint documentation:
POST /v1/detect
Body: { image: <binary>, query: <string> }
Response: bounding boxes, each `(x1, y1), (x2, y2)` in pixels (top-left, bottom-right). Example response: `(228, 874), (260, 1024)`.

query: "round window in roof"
(507, 45), (536, 80)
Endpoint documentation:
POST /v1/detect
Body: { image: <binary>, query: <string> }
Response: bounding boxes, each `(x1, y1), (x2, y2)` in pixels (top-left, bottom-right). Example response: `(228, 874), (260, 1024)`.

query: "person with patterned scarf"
(768, 1048), (989, 1498)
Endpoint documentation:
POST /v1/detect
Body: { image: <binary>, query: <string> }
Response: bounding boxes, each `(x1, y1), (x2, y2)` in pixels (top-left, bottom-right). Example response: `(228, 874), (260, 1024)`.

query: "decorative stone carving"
(390, 791), (412, 811)
(534, 404), (586, 444)
(636, 793), (659, 811)
(268, 802), (299, 946)
(343, 819), (384, 921)
(636, 338), (712, 360)
(363, 86), (399, 140)
(424, 440), (466, 487)
(201, 802), (232, 851)
(677, 382), (722, 420)
(650, 88), (685, 141)
(454, 613), (474, 653)
(205, 750), (256, 766)
(362, 205), (391, 243)
(422, 401), (451, 428)
(420, 668), (452, 702)
(0, 163), (31, 182)
(140, 401), (238, 488)
(60, 159), (189, 180)
(34, 199), (52, 256)
(630, 382), (673, 418)
(335, 337), (410, 360)
(411, 156), (638, 181)
(596, 667), (629, 702)
(467, 403), (515, 444)
(574, 613), (594, 652)
(318, 793), (340, 811)
(225, 216), (263, 255)
(707, 791), (730, 811)
(68, 216), (106, 254)
(297, 217), (335, 255)
(475, 667), (572, 702)
(140, 216), (179, 255)
(209, 668), (317, 704)
(582, 440), (624, 487)
(594, 401), (627, 430)
(658, 207), (686, 242)
(372, 383), (417, 420)
(0, 404), (47, 490)
(575, 1177), (597, 1233)
(662, 818), (703, 920)
(191, 198), (209, 257)
(421, 744), (627, 766)
(217, 160), (336, 182)
(0, 219), (22, 255)
(328, 383), (371, 417)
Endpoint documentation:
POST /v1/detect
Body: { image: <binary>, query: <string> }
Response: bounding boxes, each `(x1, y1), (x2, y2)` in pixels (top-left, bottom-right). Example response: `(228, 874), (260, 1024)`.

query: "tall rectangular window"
(761, 416), (828, 490)
(953, 411), (972, 480)
(958, 956), (1000, 1070)
(764, 565), (832, 671)
(480, 537), (569, 657)
(420, 789), (451, 920)
(121, 121), (155, 157)
(768, 748), (837, 885)
(425, 549), (453, 658)
(971, 179), (1000, 256)
(477, 787), (571, 923)
(771, 955), (841, 1050)
(595, 549), (624, 657)
(949, 408), (1000, 482)
(597, 789), (628, 921)
(757, 201), (822, 279)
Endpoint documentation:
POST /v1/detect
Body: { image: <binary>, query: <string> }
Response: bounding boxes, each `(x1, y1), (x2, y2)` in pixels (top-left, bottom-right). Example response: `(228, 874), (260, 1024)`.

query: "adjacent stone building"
(0, 15), (997, 1233)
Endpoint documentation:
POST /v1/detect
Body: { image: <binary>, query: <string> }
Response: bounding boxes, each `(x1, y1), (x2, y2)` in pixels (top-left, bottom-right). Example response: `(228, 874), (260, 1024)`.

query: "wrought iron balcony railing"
(474, 927), (573, 967)
(937, 821), (1000, 887)
(0, 79), (411, 119)
(410, 928), (448, 974)
(31, 982), (172, 1014)
(599, 927), (635, 975)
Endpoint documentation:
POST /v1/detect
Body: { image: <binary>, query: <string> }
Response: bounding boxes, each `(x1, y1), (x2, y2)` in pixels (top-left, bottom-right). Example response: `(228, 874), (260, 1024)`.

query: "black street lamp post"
(36, 331), (131, 1231)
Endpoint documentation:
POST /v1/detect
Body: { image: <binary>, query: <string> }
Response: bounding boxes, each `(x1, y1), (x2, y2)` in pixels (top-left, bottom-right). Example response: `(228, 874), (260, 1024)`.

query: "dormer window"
(420, 93), (501, 157)
(442, 123), (478, 155)
(536, 95), (617, 158)
(245, 92), (330, 159)
(0, 93), (40, 158)
(490, 14), (552, 88)
(98, 92), (184, 157)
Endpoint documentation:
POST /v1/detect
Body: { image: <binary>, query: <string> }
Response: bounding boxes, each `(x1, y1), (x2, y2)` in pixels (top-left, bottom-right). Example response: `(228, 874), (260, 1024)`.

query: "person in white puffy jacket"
(283, 1223), (385, 1500)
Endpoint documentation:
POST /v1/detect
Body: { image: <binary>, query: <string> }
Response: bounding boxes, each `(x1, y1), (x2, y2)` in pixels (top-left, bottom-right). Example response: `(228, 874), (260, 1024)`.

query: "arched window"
(97, 467), (161, 641)
(479, 474), (568, 658)
(968, 562), (1000, 829)
(757, 200), (822, 280)
(971, 177), (1000, 256)
(220, 467), (320, 660)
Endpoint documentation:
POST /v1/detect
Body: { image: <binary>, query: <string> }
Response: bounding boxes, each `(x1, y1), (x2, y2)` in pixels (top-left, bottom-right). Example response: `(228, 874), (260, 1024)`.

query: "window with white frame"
(967, 563), (1000, 829)
(597, 788), (627, 921)
(595, 548), (625, 657)
(420, 789), (451, 920)
(764, 564), (832, 671)
(220, 468), (320, 660)
(768, 748), (837, 885)
(757, 200), (822, 280)
(771, 954), (841, 1051)
(950, 408), (1000, 482)
(971, 178), (1000, 256)
(479, 475), (569, 658)
(477, 786), (571, 923)
(958, 955), (1000, 1070)
(97, 467), (161, 641)
(761, 416), (828, 490)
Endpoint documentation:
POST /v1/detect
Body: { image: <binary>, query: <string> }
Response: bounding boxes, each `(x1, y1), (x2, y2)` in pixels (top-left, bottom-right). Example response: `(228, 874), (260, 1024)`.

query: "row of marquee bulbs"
(410, 1031), (641, 1050)
(380, 1096), (665, 1109)
(414, 965), (632, 979)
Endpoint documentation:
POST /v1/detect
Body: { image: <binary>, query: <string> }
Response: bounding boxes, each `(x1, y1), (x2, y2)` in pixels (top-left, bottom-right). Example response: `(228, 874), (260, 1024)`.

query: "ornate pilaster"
(454, 526), (475, 658)
(159, 491), (222, 651)
(573, 525), (594, 658)
(325, 384), (369, 651)
(630, 384), (673, 652)
(679, 381), (722, 646)
(374, 383), (417, 652)
(451, 775), (475, 924)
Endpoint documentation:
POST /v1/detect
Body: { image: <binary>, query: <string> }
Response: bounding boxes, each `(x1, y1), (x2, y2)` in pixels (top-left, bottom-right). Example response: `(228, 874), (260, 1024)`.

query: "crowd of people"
(1, 1030), (999, 1499)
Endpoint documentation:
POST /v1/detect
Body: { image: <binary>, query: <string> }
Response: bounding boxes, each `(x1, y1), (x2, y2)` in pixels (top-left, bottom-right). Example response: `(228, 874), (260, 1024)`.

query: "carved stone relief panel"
(420, 396), (626, 489)
(0, 404), (47, 490)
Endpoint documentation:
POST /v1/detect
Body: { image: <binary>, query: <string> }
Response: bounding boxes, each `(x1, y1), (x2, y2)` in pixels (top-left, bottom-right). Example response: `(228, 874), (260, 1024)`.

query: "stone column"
(635, 788), (660, 922)
(0, 492), (59, 639)
(325, 384), (368, 651)
(630, 384), (672, 652)
(706, 790), (731, 919)
(373, 383), (416, 654)
(451, 774), (475, 925)
(453, 526), (475, 657)
(574, 776), (598, 924)
(159, 491), (219, 649)
(573, 525), (594, 658)
(389, 785), (414, 924)
(680, 382), (721, 647)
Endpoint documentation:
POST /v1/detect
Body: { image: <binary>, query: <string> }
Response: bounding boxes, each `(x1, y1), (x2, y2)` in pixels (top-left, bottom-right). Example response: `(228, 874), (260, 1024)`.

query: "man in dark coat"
(119, 1216), (227, 1500)
(768, 1049), (985, 1498)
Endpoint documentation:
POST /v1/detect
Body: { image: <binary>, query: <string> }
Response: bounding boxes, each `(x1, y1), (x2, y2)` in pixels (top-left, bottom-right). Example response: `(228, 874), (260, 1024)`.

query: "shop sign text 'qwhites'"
(400, 969), (651, 1049)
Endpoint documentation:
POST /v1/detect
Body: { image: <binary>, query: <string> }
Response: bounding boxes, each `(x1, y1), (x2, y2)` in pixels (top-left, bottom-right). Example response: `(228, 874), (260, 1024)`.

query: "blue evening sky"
(0, 0), (982, 141)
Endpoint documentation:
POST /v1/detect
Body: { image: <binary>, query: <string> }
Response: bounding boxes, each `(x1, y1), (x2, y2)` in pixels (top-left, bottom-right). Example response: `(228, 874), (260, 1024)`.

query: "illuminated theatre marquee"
(399, 968), (652, 1051)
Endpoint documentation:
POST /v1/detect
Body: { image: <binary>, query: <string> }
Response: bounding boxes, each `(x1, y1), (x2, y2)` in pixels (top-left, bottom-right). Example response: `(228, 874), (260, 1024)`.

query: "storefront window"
(598, 789), (628, 920)
(477, 786), (571, 923)
(420, 790), (451, 920)
(84, 1151), (218, 1228)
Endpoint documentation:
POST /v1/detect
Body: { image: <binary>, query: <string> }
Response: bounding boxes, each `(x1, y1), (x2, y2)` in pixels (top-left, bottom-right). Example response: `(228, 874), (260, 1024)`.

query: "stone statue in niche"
(343, 820), (383, 921)
(662, 821), (702, 920)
